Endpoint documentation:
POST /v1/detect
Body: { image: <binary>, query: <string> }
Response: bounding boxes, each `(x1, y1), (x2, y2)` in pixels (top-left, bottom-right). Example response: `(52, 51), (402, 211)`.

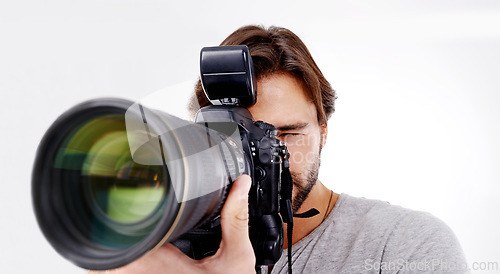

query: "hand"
(90, 175), (255, 274)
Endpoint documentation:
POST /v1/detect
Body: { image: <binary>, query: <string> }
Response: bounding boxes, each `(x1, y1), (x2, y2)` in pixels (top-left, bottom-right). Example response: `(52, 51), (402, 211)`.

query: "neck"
(283, 180), (339, 249)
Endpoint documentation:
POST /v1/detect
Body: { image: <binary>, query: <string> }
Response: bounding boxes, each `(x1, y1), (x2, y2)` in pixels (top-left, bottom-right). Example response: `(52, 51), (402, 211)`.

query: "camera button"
(256, 166), (266, 180)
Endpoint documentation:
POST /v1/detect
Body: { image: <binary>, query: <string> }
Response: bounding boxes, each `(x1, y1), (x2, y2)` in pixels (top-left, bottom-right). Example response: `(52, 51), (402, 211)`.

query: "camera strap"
(280, 165), (319, 274)
(280, 166), (294, 274)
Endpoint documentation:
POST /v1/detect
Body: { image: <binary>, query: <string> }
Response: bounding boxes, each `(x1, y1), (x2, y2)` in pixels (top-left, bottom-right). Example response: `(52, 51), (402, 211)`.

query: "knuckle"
(221, 214), (249, 231)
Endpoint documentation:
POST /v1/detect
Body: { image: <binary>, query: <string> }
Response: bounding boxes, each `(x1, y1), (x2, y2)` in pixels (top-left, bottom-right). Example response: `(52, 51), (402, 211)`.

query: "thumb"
(218, 174), (253, 255)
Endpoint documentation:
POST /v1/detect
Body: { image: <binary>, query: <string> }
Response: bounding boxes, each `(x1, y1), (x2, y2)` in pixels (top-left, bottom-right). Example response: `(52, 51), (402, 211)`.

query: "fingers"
(150, 244), (197, 270)
(147, 244), (203, 274)
(221, 174), (251, 232)
(218, 175), (255, 261)
(101, 244), (199, 274)
(91, 175), (255, 274)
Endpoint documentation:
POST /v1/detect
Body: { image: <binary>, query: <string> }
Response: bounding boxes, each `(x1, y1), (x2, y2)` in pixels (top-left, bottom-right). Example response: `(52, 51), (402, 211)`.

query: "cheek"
(286, 135), (321, 171)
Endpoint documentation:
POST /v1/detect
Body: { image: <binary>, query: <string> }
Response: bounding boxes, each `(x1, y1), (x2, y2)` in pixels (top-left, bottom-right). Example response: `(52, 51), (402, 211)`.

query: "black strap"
(280, 169), (294, 224)
(280, 166), (294, 274)
(280, 159), (319, 274)
(287, 220), (293, 274)
(293, 208), (319, 218)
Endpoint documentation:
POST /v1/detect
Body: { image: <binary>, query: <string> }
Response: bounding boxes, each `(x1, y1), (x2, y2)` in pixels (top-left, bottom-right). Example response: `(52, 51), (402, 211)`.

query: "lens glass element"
(53, 114), (169, 247)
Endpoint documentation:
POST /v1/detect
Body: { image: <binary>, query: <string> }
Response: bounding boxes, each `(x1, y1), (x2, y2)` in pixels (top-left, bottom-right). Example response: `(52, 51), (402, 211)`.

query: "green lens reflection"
(54, 114), (166, 225)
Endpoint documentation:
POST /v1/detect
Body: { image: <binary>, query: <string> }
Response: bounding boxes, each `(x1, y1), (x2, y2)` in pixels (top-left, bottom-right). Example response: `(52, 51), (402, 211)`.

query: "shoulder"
(338, 193), (455, 234)
(338, 194), (468, 273)
(333, 193), (429, 234)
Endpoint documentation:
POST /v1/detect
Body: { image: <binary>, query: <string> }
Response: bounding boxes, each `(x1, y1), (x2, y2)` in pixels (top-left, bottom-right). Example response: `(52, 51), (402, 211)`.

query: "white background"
(1, 0), (499, 273)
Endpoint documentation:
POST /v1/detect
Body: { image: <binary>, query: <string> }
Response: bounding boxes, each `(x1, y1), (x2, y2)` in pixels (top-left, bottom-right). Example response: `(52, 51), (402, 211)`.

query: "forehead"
(247, 73), (318, 128)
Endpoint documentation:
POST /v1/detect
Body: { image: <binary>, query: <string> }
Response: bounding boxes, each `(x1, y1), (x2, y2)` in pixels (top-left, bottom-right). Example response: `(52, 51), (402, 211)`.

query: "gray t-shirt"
(262, 193), (468, 274)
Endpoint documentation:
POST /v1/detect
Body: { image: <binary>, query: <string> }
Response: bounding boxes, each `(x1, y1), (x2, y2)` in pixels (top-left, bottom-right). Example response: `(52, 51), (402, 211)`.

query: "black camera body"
(171, 46), (291, 266)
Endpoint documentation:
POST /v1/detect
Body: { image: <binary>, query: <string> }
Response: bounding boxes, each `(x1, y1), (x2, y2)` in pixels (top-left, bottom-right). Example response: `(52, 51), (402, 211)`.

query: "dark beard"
(291, 154), (321, 213)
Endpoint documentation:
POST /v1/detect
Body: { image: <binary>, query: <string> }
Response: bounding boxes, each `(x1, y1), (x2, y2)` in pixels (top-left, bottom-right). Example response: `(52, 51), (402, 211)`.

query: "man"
(104, 25), (467, 273)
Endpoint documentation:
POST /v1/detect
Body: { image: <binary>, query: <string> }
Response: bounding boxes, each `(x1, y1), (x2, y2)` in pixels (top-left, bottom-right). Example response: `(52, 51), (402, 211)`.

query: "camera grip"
(249, 214), (284, 266)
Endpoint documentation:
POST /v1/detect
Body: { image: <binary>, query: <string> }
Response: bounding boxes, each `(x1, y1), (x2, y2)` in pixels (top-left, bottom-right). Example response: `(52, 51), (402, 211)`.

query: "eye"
(278, 132), (300, 137)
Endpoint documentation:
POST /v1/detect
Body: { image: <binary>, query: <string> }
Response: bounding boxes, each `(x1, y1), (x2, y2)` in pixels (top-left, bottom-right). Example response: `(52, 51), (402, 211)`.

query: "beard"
(290, 149), (321, 213)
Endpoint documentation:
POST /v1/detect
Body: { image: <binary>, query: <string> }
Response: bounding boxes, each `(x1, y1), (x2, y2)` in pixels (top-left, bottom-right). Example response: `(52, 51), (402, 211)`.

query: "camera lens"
(32, 98), (247, 270)
(54, 113), (169, 245)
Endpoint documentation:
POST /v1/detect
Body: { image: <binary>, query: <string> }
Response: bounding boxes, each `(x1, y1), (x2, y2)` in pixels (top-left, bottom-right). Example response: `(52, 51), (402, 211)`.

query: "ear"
(320, 123), (328, 149)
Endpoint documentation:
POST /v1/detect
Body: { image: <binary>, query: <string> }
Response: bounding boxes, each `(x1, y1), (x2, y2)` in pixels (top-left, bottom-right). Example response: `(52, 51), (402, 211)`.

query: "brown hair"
(189, 25), (337, 125)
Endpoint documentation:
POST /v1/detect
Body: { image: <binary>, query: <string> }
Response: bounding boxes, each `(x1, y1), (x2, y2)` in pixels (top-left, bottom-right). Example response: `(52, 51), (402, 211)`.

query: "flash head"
(200, 45), (256, 107)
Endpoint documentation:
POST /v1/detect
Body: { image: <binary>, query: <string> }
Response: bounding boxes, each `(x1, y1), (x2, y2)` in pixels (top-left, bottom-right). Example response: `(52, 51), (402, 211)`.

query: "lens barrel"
(32, 98), (244, 270)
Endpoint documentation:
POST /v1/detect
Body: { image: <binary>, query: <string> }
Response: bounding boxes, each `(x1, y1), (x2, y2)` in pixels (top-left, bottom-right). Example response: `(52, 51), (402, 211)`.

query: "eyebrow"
(276, 122), (309, 131)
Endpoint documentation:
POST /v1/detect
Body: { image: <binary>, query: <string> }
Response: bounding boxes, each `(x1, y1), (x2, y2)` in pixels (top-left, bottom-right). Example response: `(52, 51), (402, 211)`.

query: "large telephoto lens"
(32, 98), (247, 270)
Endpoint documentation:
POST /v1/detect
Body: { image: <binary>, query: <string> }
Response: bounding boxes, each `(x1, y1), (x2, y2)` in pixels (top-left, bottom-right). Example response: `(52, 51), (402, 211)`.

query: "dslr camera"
(32, 46), (294, 270)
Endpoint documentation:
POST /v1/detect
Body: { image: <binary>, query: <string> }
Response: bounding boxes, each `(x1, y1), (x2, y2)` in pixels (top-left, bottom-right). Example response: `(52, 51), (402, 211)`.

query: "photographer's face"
(247, 73), (327, 212)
